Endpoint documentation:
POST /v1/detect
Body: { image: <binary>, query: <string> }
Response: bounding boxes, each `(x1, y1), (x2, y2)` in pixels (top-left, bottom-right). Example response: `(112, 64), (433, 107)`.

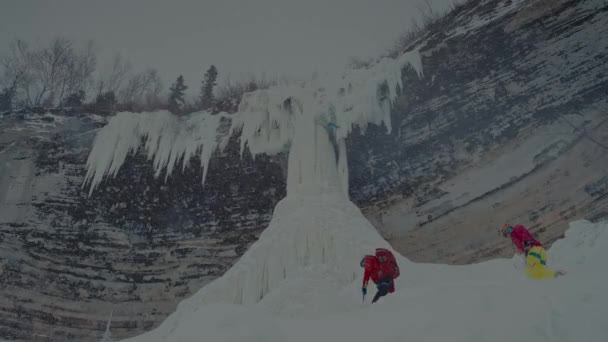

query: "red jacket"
(362, 255), (395, 293)
(509, 224), (542, 253)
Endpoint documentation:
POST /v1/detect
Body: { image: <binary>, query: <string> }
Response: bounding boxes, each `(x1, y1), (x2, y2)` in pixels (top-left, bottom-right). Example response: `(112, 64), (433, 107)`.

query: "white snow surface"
(122, 191), (608, 341)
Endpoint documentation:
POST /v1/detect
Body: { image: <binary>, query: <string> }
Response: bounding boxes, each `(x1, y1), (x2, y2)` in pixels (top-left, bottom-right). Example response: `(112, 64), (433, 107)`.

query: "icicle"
(84, 44), (425, 201)
(337, 138), (349, 198)
(83, 111), (228, 195)
(101, 310), (113, 342)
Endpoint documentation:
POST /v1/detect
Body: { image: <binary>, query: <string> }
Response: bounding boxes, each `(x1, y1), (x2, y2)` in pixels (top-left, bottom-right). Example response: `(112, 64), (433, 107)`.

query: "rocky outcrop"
(0, 113), (285, 340)
(348, 0), (608, 263)
(0, 0), (607, 340)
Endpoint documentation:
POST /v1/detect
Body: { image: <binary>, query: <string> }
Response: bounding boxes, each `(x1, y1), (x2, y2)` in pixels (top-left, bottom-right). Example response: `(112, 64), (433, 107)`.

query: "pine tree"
(168, 75), (188, 115)
(0, 77), (18, 112)
(63, 90), (86, 107)
(95, 91), (117, 114)
(0, 86), (16, 112)
(200, 65), (218, 111)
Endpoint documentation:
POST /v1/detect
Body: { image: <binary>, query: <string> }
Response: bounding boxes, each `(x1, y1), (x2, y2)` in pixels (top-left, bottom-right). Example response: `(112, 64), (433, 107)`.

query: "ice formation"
(83, 49), (424, 197)
(83, 111), (229, 195)
(83, 47), (426, 323)
(82, 49), (426, 336)
(80, 40), (608, 342)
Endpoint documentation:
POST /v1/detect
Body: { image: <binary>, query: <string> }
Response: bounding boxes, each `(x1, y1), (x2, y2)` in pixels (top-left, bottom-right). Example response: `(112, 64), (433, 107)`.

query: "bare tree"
(96, 53), (132, 97)
(347, 56), (373, 70)
(118, 72), (144, 106)
(30, 37), (75, 106)
(79, 40), (98, 94)
(58, 40), (97, 105)
(385, 0), (458, 58)
(1, 37), (98, 108)
(217, 74), (276, 102)
(2, 40), (35, 106)
(143, 69), (164, 110)
(119, 68), (164, 111)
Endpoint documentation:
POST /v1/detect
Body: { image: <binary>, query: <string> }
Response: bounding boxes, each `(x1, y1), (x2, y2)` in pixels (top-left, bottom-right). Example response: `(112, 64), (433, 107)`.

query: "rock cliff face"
(0, 0), (607, 340)
(347, 0), (608, 263)
(0, 113), (285, 340)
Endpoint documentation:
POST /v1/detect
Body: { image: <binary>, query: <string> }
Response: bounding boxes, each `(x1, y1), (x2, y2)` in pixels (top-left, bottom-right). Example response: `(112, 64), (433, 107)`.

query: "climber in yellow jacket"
(500, 224), (566, 279)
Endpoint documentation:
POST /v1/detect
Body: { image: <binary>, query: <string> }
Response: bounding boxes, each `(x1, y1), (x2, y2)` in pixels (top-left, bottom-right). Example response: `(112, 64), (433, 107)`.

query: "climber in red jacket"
(500, 224), (565, 279)
(360, 248), (400, 303)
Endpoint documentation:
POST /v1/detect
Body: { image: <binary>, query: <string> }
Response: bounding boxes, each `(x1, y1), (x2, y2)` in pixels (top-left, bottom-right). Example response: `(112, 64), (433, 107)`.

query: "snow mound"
(122, 192), (608, 342)
(123, 192), (394, 341)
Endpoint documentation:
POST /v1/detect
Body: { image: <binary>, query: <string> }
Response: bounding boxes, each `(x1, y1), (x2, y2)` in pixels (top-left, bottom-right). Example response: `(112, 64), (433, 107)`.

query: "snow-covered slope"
(123, 189), (608, 342)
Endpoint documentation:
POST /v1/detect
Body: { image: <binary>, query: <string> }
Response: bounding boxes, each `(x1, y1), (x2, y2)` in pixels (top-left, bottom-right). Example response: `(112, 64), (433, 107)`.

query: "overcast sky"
(0, 0), (452, 96)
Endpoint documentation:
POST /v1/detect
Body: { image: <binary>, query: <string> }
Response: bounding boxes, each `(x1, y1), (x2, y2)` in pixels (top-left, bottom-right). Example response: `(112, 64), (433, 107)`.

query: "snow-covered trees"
(95, 54), (131, 100)
(119, 68), (164, 112)
(200, 65), (218, 111)
(0, 39), (170, 113)
(0, 38), (281, 115)
(1, 38), (97, 107)
(0, 78), (18, 111)
(168, 75), (188, 115)
(63, 90), (86, 107)
(95, 91), (117, 114)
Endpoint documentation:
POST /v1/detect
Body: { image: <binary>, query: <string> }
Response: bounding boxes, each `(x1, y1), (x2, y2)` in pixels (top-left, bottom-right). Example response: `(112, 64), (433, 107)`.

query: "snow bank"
(122, 198), (608, 342)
